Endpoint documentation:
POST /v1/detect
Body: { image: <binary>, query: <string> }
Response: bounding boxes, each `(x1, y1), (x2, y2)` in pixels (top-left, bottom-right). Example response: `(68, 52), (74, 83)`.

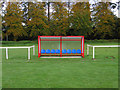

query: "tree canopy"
(1, 1), (119, 41)
(2, 2), (27, 41)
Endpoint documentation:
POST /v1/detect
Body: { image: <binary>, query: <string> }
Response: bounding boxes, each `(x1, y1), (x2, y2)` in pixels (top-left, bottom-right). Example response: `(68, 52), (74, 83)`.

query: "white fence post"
(28, 48), (30, 60)
(93, 46), (95, 59)
(87, 44), (89, 55)
(6, 48), (8, 59)
(33, 45), (35, 55)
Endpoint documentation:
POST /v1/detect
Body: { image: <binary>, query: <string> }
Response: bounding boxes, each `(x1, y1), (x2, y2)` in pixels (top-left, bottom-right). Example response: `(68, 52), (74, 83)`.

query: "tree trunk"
(48, 2), (50, 21)
(0, 34), (2, 41)
(6, 35), (8, 41)
(68, 1), (70, 29)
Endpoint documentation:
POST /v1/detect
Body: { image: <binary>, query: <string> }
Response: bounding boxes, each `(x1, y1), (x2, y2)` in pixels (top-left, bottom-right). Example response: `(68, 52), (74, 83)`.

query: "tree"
(114, 18), (120, 39)
(50, 2), (69, 36)
(27, 2), (49, 39)
(48, 2), (50, 21)
(3, 2), (27, 41)
(70, 2), (92, 37)
(0, 2), (3, 41)
(92, 2), (116, 39)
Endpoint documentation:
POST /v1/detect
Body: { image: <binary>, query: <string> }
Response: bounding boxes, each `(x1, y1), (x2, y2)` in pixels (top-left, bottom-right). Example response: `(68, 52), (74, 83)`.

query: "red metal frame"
(81, 38), (82, 57)
(38, 36), (40, 57)
(38, 36), (83, 37)
(82, 36), (84, 58)
(40, 38), (41, 57)
(38, 36), (84, 58)
(38, 36), (41, 58)
(40, 54), (81, 56)
(40, 39), (82, 41)
(60, 36), (62, 57)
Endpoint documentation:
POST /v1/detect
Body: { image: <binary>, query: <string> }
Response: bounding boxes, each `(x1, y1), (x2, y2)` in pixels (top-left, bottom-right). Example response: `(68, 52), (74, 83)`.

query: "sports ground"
(1, 40), (118, 88)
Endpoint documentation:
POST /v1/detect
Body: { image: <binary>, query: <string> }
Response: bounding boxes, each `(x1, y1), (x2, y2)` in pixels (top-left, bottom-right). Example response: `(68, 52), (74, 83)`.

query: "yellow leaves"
(50, 2), (69, 36)
(27, 2), (49, 37)
(70, 2), (92, 35)
(3, 2), (27, 40)
(93, 2), (116, 38)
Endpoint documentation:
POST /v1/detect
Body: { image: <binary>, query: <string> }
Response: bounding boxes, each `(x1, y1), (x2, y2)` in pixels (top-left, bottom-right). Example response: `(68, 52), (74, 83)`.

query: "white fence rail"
(0, 45), (35, 60)
(87, 44), (120, 59)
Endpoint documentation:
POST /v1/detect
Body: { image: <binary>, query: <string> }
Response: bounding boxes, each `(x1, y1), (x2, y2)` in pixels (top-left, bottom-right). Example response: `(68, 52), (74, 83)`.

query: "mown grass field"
(1, 40), (119, 88)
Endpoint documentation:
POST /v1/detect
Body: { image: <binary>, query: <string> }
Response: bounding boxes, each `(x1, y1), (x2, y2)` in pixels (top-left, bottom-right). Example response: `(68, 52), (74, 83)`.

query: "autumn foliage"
(1, 2), (119, 41)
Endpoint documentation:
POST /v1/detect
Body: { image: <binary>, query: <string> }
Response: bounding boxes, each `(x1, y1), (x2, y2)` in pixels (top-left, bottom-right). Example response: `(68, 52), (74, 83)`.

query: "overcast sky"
(89, 0), (119, 17)
(1, 0), (119, 17)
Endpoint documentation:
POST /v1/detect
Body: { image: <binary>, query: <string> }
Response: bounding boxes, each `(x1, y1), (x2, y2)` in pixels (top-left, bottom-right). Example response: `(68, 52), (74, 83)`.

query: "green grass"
(2, 40), (118, 88)
(0, 49), (2, 89)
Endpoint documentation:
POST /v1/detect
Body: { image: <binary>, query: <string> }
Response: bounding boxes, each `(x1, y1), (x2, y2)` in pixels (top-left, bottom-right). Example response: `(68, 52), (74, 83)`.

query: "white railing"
(0, 45), (35, 60)
(87, 44), (120, 59)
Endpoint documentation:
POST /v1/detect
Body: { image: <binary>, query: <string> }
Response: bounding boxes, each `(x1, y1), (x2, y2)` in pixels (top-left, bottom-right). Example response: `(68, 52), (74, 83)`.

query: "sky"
(1, 0), (119, 17)
(46, 0), (119, 17)
(89, 0), (119, 17)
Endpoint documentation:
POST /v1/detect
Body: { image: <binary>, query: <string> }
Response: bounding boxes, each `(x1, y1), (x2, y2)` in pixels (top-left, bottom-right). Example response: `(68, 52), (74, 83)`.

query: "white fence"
(87, 44), (120, 59)
(0, 45), (35, 60)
